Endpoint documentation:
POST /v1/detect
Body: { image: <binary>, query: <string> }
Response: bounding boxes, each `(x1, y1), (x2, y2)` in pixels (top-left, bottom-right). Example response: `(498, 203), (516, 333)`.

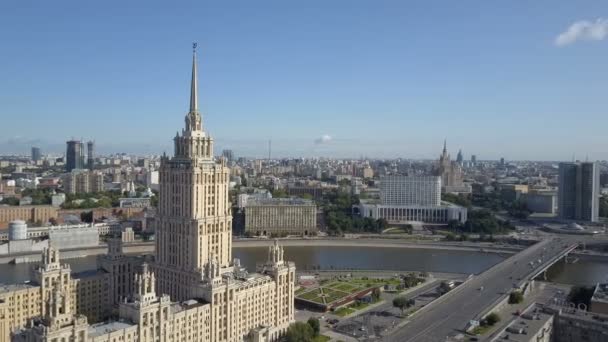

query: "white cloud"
(555, 18), (608, 47)
(314, 134), (332, 144)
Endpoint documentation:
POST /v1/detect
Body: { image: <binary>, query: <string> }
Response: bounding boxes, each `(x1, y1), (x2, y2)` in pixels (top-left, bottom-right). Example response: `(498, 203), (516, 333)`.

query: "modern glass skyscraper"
(558, 162), (600, 222)
(31, 146), (41, 162)
(65, 140), (84, 172)
(87, 141), (95, 170)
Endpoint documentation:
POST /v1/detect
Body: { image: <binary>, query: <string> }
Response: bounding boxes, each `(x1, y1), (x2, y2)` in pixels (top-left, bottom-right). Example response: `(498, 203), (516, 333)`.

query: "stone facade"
(2, 47), (294, 342)
(63, 170), (104, 194)
(244, 198), (317, 236)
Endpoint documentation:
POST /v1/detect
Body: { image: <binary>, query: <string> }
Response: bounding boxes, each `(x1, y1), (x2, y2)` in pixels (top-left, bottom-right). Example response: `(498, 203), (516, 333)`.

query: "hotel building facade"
(2, 47), (295, 342)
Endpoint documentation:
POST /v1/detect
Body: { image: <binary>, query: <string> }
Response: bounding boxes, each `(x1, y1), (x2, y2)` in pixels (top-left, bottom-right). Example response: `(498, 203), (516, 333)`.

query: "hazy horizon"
(2, 1), (607, 160)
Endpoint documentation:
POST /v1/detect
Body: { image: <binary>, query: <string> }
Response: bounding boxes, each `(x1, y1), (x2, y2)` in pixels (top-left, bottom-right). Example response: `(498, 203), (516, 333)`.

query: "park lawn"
(326, 281), (361, 292)
(312, 335), (330, 342)
(334, 307), (356, 317)
(299, 289), (323, 302)
(348, 278), (402, 287)
(322, 288), (350, 304)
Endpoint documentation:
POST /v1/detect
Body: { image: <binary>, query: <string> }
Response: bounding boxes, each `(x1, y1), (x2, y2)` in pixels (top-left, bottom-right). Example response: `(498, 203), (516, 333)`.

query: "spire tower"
(190, 42), (198, 113)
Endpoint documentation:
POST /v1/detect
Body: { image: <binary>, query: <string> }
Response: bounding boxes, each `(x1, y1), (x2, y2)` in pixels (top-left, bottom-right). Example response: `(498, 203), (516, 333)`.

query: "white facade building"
(380, 175), (441, 206)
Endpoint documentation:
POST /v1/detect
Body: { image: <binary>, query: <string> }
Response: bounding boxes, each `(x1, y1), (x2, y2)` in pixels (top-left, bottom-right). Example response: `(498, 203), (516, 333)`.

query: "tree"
(285, 322), (314, 342)
(439, 281), (452, 294)
(307, 318), (320, 337)
(509, 291), (524, 304)
(567, 286), (595, 307)
(371, 288), (382, 301)
(80, 211), (93, 223)
(484, 312), (500, 326)
(393, 296), (415, 316)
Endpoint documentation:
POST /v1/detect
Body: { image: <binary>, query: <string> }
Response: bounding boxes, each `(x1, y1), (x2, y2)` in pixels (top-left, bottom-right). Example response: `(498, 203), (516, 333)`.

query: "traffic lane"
(385, 239), (564, 341)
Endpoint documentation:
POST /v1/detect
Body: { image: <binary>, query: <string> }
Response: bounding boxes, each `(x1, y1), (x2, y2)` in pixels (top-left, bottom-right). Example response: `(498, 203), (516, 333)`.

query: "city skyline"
(1, 1), (608, 160)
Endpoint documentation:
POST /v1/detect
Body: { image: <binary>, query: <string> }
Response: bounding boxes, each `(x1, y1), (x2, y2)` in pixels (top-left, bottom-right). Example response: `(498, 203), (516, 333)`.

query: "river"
(0, 246), (602, 286)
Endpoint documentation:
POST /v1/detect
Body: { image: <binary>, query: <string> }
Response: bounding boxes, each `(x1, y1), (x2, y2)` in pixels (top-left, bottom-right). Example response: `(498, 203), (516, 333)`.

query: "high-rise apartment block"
(558, 162), (600, 222)
(63, 170), (104, 194)
(65, 140), (84, 172)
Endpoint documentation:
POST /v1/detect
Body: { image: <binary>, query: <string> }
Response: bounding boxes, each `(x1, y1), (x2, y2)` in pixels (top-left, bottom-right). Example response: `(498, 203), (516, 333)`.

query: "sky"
(1, 0), (607, 161)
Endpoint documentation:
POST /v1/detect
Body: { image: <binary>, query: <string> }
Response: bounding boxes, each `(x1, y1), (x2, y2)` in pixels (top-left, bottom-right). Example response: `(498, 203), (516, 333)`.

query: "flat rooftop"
(591, 283), (608, 304)
(88, 321), (135, 338)
(492, 304), (553, 342)
(247, 198), (315, 206)
(0, 283), (37, 294)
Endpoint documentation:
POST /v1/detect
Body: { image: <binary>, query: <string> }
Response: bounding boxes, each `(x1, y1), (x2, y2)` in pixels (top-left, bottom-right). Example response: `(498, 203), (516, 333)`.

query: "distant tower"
(65, 140), (84, 172)
(31, 146), (41, 162)
(558, 162), (600, 222)
(87, 141), (95, 170)
(268, 139), (272, 161)
(456, 149), (463, 165)
(471, 154), (477, 165)
(221, 149), (234, 163)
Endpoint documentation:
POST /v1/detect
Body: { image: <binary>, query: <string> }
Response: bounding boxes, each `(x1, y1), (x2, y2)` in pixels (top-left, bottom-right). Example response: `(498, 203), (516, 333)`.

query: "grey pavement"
(381, 236), (580, 342)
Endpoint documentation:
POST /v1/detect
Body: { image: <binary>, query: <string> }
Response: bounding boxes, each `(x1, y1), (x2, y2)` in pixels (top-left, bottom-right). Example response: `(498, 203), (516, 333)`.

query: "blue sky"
(1, 0), (607, 160)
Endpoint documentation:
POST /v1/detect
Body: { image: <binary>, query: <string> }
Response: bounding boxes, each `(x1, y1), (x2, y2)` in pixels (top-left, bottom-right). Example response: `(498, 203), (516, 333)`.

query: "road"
(382, 236), (578, 342)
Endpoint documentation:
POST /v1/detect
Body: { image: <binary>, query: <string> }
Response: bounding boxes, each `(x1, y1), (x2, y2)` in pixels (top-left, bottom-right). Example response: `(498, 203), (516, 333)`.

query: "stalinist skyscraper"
(152, 45), (296, 341)
(5, 46), (294, 342)
(154, 45), (234, 301)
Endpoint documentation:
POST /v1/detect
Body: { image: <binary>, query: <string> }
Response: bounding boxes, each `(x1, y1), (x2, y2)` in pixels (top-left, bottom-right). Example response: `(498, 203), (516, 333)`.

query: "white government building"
(358, 175), (467, 224)
(2, 46), (295, 342)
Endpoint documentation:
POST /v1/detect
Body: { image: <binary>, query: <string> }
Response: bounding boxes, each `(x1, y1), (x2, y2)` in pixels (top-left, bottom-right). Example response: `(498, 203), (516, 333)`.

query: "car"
(478, 286), (484, 291)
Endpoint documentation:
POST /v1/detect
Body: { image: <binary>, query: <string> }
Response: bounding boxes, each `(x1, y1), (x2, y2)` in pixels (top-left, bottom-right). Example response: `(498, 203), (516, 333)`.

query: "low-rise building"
(0, 205), (58, 229)
(525, 191), (557, 214)
(358, 202), (468, 224)
(590, 283), (608, 315)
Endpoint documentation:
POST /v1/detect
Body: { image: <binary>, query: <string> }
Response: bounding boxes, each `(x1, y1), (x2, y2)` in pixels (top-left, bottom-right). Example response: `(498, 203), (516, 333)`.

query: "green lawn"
(334, 307), (356, 317)
(312, 335), (330, 342)
(299, 289), (323, 302)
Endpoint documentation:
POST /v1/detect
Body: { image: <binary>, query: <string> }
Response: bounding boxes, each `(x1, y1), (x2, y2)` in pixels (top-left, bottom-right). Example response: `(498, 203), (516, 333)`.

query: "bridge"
(529, 241), (579, 280)
(381, 237), (582, 342)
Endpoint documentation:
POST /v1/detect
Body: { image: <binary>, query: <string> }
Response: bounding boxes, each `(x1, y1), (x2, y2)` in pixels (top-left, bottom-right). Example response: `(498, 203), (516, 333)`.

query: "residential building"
(244, 198), (317, 236)
(0, 205), (58, 229)
(63, 170), (104, 194)
(558, 162), (600, 222)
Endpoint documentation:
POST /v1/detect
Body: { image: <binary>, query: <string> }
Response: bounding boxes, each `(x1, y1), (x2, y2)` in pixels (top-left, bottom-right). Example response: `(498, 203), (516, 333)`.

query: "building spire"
(443, 139), (447, 153)
(190, 42), (198, 113)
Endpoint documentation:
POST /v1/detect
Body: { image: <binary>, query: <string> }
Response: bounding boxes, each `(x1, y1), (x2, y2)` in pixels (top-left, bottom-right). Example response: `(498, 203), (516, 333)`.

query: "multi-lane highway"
(382, 236), (578, 341)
